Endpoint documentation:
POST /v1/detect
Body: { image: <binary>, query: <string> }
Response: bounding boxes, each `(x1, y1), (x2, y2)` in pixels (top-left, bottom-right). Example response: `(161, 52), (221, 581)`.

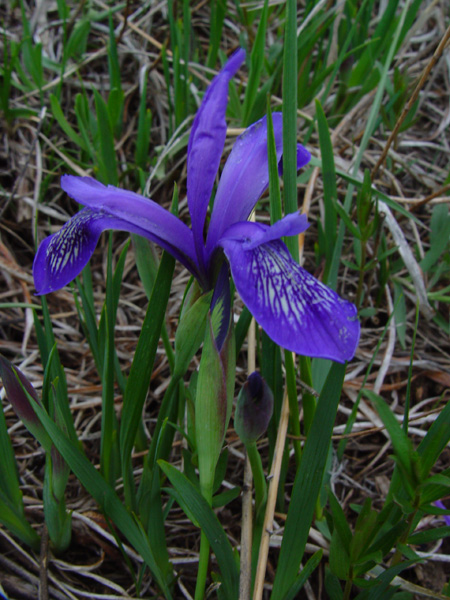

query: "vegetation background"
(0, 0), (449, 599)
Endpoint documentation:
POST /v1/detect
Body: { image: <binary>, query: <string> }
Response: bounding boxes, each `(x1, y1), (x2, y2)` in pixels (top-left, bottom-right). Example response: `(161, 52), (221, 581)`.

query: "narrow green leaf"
(283, 550), (323, 600)
(267, 100), (282, 225)
(120, 251), (175, 509)
(159, 461), (239, 600)
(93, 87), (118, 185)
(43, 456), (71, 553)
(74, 280), (102, 375)
(282, 0), (299, 262)
(135, 73), (152, 168)
(196, 314), (230, 499)
(363, 390), (416, 484)
(50, 94), (88, 151)
(0, 390), (40, 549)
(420, 204), (450, 272)
(207, 0), (227, 69)
(0, 495), (40, 550)
(100, 237), (120, 487)
(242, 0), (269, 126)
(328, 489), (352, 548)
(417, 397), (450, 479)
(272, 362), (345, 598)
(356, 560), (417, 600)
(408, 526), (450, 546)
(74, 92), (96, 161)
(0, 395), (23, 508)
(65, 19), (90, 61)
(27, 395), (172, 598)
(315, 99), (337, 279)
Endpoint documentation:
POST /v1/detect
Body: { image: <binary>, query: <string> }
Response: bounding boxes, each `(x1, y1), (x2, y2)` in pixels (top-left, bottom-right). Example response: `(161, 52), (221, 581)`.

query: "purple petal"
(219, 222), (360, 362)
(246, 213), (310, 248)
(296, 144), (312, 169)
(278, 143), (312, 176)
(206, 113), (282, 255)
(219, 213), (309, 248)
(33, 208), (197, 294)
(187, 48), (245, 260)
(206, 115), (311, 257)
(61, 175), (197, 266)
(434, 501), (450, 526)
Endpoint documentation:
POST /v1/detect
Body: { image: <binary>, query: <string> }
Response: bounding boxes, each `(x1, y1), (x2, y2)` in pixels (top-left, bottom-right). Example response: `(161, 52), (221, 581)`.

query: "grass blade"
(282, 0), (299, 262)
(27, 393), (173, 598)
(120, 251), (175, 509)
(242, 0), (269, 127)
(159, 460), (239, 600)
(271, 362), (346, 598)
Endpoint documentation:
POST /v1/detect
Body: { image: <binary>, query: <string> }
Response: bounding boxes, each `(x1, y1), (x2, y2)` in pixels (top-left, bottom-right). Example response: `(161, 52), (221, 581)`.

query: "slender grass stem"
(246, 442), (267, 518)
(343, 575), (353, 600)
(240, 455), (253, 600)
(299, 355), (315, 436)
(253, 385), (290, 600)
(285, 350), (302, 465)
(355, 243), (367, 307)
(240, 275), (256, 599)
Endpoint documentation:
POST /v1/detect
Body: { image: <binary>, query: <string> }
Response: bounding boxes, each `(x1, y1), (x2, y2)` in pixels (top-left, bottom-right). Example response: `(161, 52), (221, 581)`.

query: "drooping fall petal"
(33, 207), (199, 294)
(219, 219), (360, 363)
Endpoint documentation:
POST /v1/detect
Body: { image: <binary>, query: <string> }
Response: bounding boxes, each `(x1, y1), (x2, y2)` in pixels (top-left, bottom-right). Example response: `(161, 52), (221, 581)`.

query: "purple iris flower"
(33, 49), (359, 363)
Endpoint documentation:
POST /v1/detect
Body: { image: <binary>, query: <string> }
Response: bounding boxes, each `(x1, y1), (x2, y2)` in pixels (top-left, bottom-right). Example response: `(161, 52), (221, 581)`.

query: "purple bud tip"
(0, 356), (40, 424)
(248, 371), (263, 399)
(234, 371), (274, 445)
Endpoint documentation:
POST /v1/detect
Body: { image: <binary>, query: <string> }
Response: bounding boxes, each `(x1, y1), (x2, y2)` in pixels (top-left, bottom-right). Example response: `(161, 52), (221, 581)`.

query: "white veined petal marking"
(46, 210), (105, 277)
(247, 239), (354, 336)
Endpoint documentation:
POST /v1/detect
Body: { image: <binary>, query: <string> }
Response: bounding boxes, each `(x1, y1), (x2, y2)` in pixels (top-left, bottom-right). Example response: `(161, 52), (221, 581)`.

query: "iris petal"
(33, 208), (199, 295)
(206, 115), (311, 257)
(206, 114), (283, 255)
(187, 48), (245, 261)
(61, 175), (197, 266)
(219, 221), (360, 362)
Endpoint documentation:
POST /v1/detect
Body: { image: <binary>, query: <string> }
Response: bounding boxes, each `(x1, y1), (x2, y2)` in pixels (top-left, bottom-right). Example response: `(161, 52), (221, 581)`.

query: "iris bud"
(0, 355), (52, 452)
(234, 372), (273, 445)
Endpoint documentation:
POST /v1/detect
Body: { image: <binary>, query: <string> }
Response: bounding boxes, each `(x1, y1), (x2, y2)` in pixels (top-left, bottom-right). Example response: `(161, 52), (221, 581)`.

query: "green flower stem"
(285, 350), (302, 465)
(195, 481), (213, 600)
(246, 441), (267, 519)
(342, 570), (353, 600)
(195, 531), (210, 600)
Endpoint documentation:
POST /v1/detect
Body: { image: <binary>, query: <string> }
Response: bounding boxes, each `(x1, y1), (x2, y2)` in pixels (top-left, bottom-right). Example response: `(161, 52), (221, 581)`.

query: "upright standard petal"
(187, 48), (245, 260)
(206, 113), (283, 255)
(33, 208), (199, 294)
(61, 175), (197, 267)
(219, 220), (360, 363)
